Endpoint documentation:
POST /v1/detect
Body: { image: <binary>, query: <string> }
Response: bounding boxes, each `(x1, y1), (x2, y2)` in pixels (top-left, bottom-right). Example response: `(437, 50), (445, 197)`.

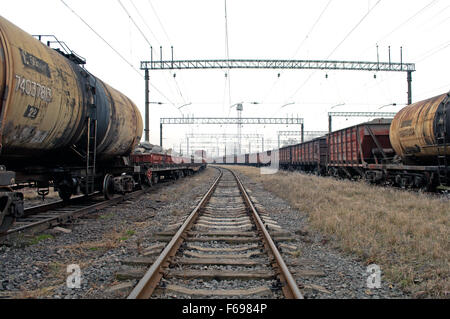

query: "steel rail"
(228, 168), (304, 299)
(127, 169), (223, 299)
(22, 192), (100, 217)
(2, 189), (147, 237)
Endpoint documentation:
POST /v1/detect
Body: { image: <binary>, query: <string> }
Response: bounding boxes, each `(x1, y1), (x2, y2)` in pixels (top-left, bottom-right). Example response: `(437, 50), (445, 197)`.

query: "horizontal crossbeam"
(278, 131), (328, 136)
(186, 133), (263, 139)
(142, 59), (415, 72)
(328, 112), (397, 117)
(161, 117), (304, 125)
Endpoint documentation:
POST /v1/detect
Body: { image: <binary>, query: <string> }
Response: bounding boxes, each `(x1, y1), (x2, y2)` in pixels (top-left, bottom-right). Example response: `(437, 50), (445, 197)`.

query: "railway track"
(0, 177), (184, 241)
(126, 167), (303, 299)
(0, 190), (148, 241)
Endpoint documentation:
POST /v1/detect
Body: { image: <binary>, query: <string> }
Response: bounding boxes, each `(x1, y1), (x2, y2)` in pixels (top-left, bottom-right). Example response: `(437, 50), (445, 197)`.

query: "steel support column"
(328, 115), (332, 134)
(144, 69), (150, 142)
(160, 123), (163, 147)
(407, 71), (412, 105)
(301, 123), (304, 143)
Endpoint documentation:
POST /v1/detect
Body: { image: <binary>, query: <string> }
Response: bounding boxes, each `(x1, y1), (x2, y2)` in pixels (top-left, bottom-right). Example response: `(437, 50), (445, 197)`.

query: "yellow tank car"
(390, 92), (450, 164)
(0, 15), (142, 163)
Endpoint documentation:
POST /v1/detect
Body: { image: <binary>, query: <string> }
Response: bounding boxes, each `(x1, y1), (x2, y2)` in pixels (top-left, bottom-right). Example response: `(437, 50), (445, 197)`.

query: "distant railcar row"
(215, 92), (450, 191)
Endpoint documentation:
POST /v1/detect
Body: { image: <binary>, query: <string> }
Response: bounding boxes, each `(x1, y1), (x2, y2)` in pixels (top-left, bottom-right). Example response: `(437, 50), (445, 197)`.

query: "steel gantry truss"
(141, 59), (415, 72)
(160, 117), (304, 125)
(185, 133), (265, 156)
(159, 117), (304, 148)
(327, 111), (397, 132)
(142, 57), (415, 142)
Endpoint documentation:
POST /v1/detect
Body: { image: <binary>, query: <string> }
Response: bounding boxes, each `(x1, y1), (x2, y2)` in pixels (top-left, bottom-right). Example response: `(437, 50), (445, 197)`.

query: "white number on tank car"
(15, 74), (52, 103)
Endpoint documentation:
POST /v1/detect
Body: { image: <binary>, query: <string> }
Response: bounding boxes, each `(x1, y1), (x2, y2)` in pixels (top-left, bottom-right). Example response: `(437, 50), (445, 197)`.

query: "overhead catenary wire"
(121, 0), (186, 105)
(326, 0), (382, 59)
(357, 0), (440, 58)
(59, 0), (176, 105)
(117, 0), (153, 47)
(291, 0), (333, 59)
(147, 0), (172, 44)
(377, 0), (438, 43)
(128, 0), (161, 46)
(225, 0), (232, 118)
(60, 0), (141, 76)
(286, 0), (382, 104)
(141, 0), (189, 104)
(262, 0), (333, 104)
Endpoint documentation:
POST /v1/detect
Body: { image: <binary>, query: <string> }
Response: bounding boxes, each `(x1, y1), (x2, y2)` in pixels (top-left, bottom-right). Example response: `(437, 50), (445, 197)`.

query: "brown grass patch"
(228, 165), (449, 298)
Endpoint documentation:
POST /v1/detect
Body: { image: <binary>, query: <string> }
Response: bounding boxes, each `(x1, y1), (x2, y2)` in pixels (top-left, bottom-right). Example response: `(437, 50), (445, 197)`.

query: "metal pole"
(160, 123), (163, 147)
(187, 137), (190, 156)
(278, 134), (280, 149)
(150, 46), (153, 68)
(407, 71), (412, 105)
(376, 44), (379, 70)
(301, 123), (304, 143)
(388, 46), (391, 67)
(328, 114), (332, 133)
(144, 69), (150, 142)
(262, 137), (264, 152)
(400, 46), (403, 70)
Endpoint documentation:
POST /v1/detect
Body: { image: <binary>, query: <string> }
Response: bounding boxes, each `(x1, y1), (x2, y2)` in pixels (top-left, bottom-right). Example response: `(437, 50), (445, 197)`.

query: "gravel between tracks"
(229, 167), (409, 299)
(0, 166), (410, 299)
(0, 168), (218, 299)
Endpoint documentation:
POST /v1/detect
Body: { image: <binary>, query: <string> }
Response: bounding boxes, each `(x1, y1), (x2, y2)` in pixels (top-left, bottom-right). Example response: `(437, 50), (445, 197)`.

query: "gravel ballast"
(0, 168), (218, 299)
(229, 166), (409, 299)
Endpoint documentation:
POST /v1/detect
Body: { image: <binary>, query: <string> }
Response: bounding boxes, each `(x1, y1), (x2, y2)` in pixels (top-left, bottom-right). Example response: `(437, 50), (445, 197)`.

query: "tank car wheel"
(58, 189), (72, 202)
(0, 216), (14, 234)
(103, 174), (115, 200)
(56, 180), (74, 202)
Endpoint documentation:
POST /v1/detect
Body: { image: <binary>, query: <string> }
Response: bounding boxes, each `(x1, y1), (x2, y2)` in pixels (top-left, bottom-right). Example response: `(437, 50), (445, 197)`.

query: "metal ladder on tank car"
(85, 82), (98, 195)
(436, 93), (449, 187)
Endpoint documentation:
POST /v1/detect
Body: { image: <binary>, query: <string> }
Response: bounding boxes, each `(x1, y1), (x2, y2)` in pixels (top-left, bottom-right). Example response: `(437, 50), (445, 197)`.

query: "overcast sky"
(3, 0), (449, 155)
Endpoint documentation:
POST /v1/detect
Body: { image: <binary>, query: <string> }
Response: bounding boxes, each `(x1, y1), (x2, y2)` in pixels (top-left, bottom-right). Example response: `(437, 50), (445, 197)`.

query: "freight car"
(239, 92), (449, 191)
(279, 137), (327, 174)
(217, 151), (273, 167)
(0, 17), (206, 232)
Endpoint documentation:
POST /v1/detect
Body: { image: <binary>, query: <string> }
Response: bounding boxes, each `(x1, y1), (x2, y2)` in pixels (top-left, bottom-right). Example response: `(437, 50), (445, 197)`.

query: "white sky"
(2, 0), (449, 155)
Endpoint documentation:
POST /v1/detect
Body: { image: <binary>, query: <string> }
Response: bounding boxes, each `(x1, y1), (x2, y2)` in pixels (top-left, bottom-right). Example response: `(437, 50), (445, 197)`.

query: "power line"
(60, 0), (142, 77)
(357, 0), (439, 58)
(124, 0), (186, 104)
(117, 0), (152, 47)
(147, 0), (172, 44)
(291, 0), (333, 58)
(60, 0), (176, 105)
(378, 0), (438, 42)
(286, 0), (381, 102)
(416, 39), (450, 62)
(263, 1), (333, 104)
(128, 0), (161, 46)
(225, 0), (232, 117)
(326, 0), (381, 59)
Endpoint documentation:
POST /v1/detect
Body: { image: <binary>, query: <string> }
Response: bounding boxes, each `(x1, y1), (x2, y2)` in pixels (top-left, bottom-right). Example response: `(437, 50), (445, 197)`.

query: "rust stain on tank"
(390, 93), (449, 160)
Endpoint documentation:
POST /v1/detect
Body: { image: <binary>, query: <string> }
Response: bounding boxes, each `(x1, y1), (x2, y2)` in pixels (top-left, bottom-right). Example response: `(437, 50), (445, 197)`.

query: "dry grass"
(21, 188), (58, 200)
(57, 227), (133, 255)
(228, 165), (449, 298)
